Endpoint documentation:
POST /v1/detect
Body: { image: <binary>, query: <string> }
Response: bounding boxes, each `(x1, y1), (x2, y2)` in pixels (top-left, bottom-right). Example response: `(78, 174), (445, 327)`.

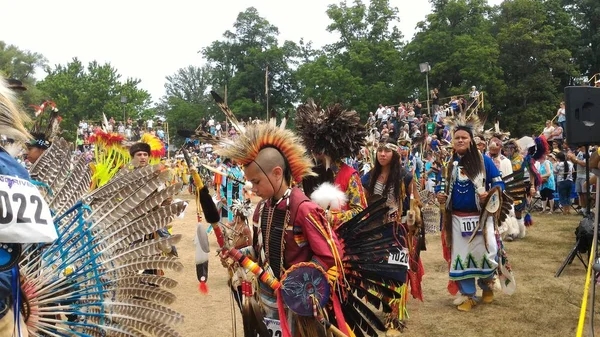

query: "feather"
(85, 163), (163, 202)
(121, 298), (184, 322)
(49, 154), (92, 211)
(348, 294), (387, 332)
(102, 202), (187, 248)
(354, 283), (392, 313)
(296, 100), (366, 160)
(112, 256), (184, 274)
(346, 274), (401, 300)
(94, 171), (171, 227)
(0, 77), (32, 142)
(112, 274), (179, 289)
(279, 109), (289, 130)
(110, 183), (183, 229)
(269, 109), (277, 127)
(345, 261), (407, 273)
(102, 113), (109, 132)
(469, 186), (502, 244)
(108, 234), (183, 264)
(3, 141), (23, 157)
(109, 315), (180, 337)
(29, 137), (70, 183)
(211, 90), (246, 134)
(342, 300), (379, 337)
(242, 296), (253, 337)
(336, 197), (387, 234)
(178, 128), (225, 146)
(458, 141), (485, 194)
(339, 208), (391, 240)
(15, 142), (186, 337)
(250, 297), (269, 337)
(310, 182), (348, 211)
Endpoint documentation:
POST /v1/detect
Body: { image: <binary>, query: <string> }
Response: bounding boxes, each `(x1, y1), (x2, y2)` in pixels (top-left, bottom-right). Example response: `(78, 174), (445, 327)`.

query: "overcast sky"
(2, 0), (503, 103)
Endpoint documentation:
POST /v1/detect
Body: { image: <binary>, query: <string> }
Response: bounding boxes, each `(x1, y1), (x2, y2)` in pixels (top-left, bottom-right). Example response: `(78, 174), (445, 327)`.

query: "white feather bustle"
(310, 182), (348, 211)
(3, 142), (23, 157)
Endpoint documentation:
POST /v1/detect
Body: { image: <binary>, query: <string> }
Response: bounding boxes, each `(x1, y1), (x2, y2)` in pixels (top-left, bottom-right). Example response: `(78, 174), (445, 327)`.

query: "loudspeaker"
(565, 86), (600, 146)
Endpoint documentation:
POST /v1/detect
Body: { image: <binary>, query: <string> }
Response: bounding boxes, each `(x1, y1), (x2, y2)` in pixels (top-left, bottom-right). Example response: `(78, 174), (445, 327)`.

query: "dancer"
(218, 123), (344, 336)
(295, 100), (367, 228)
(0, 75), (186, 336)
(503, 138), (543, 239)
(218, 158), (245, 223)
(25, 101), (61, 165)
(362, 139), (425, 335)
(204, 91), (413, 337)
(436, 114), (516, 311)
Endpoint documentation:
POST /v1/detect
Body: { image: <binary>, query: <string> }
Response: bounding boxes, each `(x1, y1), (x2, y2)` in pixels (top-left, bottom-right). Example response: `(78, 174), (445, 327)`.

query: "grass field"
(167, 198), (599, 337)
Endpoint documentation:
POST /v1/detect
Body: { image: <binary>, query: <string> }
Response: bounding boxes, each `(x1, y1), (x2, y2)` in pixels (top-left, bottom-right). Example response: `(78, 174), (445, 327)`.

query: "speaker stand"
(555, 237), (588, 277)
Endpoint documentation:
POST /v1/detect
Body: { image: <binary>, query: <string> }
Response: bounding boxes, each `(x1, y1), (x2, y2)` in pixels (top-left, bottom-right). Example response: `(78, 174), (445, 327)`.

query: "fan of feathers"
(20, 137), (186, 337)
(295, 100), (366, 160)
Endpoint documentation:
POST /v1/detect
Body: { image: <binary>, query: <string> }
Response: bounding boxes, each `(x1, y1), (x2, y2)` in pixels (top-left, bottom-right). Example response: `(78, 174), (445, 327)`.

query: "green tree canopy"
(37, 58), (152, 140)
(0, 41), (47, 108)
(159, 65), (220, 145)
(202, 7), (300, 120)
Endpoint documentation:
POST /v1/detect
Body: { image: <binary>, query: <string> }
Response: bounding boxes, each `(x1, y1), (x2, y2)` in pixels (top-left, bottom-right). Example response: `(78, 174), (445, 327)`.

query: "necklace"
(263, 188), (291, 278)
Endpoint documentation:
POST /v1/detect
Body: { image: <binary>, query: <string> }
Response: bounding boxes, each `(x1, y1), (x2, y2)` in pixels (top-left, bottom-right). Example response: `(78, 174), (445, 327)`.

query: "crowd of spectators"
(76, 117), (167, 152)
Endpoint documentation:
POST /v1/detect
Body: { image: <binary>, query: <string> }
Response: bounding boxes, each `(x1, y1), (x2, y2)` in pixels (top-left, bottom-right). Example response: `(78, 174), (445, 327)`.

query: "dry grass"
(168, 196), (600, 337)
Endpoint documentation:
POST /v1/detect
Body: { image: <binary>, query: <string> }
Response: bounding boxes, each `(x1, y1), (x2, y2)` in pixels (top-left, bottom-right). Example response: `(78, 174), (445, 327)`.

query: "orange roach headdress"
(216, 123), (315, 184)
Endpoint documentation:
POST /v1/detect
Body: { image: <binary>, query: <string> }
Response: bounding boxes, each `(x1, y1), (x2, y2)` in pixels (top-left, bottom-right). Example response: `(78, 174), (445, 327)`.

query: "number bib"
(0, 175), (57, 243)
(261, 318), (282, 337)
(460, 215), (481, 236)
(388, 248), (410, 269)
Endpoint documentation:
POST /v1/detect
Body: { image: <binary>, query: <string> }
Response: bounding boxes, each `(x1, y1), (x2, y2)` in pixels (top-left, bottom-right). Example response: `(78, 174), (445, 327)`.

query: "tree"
(202, 7), (300, 120)
(37, 58), (152, 140)
(296, 0), (406, 114)
(0, 41), (47, 107)
(563, 0), (600, 80)
(401, 0), (506, 111)
(164, 65), (213, 104)
(492, 0), (578, 135)
(159, 65), (220, 145)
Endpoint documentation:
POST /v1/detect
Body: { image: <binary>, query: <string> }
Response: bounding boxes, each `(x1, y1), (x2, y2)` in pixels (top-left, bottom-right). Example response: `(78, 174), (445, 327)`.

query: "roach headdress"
(483, 120), (510, 143)
(216, 123), (316, 183)
(27, 100), (61, 149)
(295, 100), (366, 161)
(444, 113), (482, 141)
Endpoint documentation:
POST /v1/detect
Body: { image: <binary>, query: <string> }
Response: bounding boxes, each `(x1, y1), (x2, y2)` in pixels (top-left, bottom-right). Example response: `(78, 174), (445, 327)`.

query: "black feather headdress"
(295, 100), (366, 161)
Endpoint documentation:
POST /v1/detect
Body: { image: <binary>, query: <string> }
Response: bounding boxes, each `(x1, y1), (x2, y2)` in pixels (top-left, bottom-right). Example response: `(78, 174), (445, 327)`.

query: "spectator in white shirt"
(542, 120), (554, 140)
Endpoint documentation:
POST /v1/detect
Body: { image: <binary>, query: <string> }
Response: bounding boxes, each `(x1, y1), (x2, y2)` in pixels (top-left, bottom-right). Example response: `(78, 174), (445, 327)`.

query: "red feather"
(198, 281), (209, 294)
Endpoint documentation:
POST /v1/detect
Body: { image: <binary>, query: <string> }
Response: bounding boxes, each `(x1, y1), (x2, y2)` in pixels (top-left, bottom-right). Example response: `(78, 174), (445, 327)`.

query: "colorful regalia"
(0, 76), (186, 336)
(25, 100), (61, 165)
(187, 91), (422, 337)
(361, 140), (426, 335)
(295, 100), (367, 228)
(438, 114), (519, 311)
(219, 161), (245, 223)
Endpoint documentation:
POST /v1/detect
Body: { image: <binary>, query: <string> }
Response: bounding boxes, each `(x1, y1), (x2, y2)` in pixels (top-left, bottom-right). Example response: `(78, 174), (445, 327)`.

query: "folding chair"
(528, 194), (543, 212)
(553, 184), (580, 214)
(552, 191), (563, 213)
